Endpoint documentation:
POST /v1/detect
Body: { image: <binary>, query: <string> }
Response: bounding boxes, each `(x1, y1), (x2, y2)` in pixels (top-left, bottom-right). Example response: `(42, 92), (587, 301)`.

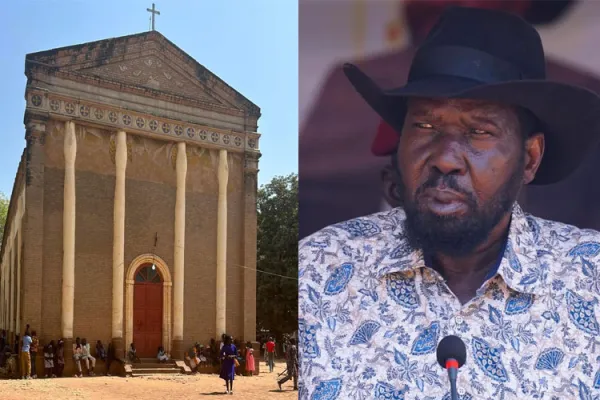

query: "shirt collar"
(374, 203), (547, 295)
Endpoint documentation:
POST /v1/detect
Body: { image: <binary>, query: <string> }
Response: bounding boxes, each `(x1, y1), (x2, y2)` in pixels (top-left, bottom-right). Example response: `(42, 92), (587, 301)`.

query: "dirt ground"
(0, 361), (296, 400)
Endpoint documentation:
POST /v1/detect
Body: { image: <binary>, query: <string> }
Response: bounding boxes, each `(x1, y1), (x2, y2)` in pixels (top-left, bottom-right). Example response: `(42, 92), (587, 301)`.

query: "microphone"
(436, 335), (467, 400)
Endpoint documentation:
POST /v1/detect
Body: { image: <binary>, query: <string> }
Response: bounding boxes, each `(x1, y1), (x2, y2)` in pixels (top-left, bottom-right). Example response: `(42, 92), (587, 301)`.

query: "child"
(157, 346), (168, 363)
(81, 338), (96, 376)
(43, 342), (55, 378)
(55, 340), (65, 377)
(128, 343), (140, 363)
(30, 330), (39, 378)
(245, 342), (255, 376)
(198, 344), (208, 367)
(72, 337), (83, 377)
(186, 344), (199, 373)
(96, 340), (107, 362)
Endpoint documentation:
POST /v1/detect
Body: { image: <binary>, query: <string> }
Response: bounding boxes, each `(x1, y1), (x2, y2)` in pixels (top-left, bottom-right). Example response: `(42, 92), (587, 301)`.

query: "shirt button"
(455, 316), (464, 324)
(458, 387), (466, 396)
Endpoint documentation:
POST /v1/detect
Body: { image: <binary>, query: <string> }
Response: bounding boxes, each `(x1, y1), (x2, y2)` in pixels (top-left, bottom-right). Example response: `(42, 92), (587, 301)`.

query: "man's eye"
(470, 128), (491, 136)
(414, 123), (434, 129)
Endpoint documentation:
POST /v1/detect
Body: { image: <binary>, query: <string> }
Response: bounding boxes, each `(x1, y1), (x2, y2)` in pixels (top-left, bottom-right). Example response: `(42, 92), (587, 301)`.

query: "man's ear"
(381, 165), (403, 208)
(523, 132), (545, 185)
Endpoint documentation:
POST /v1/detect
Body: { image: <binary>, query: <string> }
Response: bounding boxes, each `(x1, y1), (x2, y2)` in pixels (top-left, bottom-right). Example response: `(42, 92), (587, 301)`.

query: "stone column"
(216, 149), (228, 338)
(112, 130), (127, 359)
(62, 121), (77, 341)
(2, 263), (5, 330)
(243, 152), (260, 374)
(3, 263), (6, 331)
(1, 263), (4, 330)
(6, 257), (9, 336)
(22, 115), (46, 340)
(16, 226), (22, 336)
(4, 262), (7, 334)
(4, 262), (7, 332)
(172, 141), (187, 359)
(3, 264), (6, 332)
(9, 246), (15, 340)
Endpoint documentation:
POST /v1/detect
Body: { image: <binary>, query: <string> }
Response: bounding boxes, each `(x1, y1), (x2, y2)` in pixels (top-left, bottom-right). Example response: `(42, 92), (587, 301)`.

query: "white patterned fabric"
(298, 203), (600, 400)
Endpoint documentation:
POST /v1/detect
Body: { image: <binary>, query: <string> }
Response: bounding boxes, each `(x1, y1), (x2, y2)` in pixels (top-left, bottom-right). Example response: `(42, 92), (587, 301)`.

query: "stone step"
(131, 372), (185, 377)
(131, 367), (181, 375)
(131, 362), (177, 369)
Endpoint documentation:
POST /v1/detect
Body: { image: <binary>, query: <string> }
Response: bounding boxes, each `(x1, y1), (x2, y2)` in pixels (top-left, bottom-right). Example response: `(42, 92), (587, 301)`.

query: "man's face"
(397, 97), (542, 256)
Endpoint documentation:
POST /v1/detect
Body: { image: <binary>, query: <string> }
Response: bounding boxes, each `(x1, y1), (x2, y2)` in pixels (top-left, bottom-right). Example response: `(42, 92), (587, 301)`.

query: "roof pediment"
(25, 31), (260, 117)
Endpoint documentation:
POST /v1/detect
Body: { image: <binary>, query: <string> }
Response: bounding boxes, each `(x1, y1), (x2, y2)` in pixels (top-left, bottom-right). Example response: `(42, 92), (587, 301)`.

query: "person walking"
(265, 337), (276, 373)
(277, 338), (298, 391)
(219, 335), (238, 395)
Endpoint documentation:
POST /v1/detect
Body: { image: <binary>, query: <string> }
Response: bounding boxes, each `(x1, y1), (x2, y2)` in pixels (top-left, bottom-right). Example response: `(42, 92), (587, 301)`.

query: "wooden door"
(133, 265), (163, 358)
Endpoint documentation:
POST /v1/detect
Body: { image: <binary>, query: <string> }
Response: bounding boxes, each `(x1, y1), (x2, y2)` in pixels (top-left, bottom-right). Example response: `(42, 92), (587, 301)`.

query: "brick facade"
(0, 31), (260, 377)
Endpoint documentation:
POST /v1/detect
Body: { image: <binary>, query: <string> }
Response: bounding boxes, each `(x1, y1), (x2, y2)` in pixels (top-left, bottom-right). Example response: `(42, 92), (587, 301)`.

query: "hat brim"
(344, 63), (600, 185)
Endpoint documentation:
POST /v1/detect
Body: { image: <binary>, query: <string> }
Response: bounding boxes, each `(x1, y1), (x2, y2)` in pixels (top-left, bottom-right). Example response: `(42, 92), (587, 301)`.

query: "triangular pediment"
(25, 31), (260, 117)
(80, 55), (222, 105)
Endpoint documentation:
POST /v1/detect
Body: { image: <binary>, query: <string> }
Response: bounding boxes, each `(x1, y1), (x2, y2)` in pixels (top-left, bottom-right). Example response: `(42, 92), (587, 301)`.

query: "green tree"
(0, 191), (8, 248)
(256, 173), (298, 342)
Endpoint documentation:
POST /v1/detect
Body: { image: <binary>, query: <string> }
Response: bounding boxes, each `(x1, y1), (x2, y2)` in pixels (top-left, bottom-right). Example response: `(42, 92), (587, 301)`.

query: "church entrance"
(133, 264), (163, 358)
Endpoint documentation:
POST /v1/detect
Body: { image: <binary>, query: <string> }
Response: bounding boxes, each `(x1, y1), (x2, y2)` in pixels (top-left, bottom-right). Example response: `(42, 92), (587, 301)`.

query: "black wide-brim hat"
(344, 6), (600, 185)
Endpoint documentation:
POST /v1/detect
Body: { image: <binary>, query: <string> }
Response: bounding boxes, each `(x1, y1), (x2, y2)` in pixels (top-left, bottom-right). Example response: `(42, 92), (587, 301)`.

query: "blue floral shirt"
(298, 204), (600, 400)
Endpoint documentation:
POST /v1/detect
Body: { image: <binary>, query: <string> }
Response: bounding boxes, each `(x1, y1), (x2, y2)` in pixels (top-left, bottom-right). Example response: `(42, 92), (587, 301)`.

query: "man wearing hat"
(299, 7), (600, 400)
(299, 0), (600, 240)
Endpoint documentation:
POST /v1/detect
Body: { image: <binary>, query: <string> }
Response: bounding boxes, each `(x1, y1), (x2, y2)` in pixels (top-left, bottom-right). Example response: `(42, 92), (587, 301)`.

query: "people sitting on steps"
(127, 342), (141, 364)
(72, 337), (84, 377)
(80, 338), (96, 376)
(157, 346), (169, 363)
(185, 342), (201, 373)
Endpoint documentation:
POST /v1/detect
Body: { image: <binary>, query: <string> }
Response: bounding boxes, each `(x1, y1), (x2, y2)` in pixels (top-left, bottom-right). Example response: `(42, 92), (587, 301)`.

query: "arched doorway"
(133, 264), (163, 357)
(125, 254), (172, 357)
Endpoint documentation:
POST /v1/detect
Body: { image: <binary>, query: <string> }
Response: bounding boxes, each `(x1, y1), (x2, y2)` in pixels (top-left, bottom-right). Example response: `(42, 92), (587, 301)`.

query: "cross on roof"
(147, 3), (160, 31)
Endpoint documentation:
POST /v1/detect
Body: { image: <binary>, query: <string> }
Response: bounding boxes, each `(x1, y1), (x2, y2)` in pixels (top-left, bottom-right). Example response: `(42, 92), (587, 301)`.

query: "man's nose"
(429, 135), (467, 176)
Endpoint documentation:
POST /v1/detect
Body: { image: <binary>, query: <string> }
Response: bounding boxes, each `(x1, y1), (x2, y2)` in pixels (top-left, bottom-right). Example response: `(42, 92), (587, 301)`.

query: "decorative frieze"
(27, 90), (261, 154)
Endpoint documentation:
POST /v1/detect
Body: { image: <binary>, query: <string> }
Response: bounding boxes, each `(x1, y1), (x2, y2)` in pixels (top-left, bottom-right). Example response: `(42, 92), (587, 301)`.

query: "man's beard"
(400, 158), (524, 257)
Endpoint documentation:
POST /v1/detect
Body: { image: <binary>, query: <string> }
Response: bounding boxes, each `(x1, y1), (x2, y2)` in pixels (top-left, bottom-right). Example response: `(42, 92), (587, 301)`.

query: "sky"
(1, 0), (298, 196)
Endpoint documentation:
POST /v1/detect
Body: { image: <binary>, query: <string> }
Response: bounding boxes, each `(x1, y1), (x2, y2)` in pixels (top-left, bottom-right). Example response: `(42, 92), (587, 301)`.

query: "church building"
(0, 30), (260, 374)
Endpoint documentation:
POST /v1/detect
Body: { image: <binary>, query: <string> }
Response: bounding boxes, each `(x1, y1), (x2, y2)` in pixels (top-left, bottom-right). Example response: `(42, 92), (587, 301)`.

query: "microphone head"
(436, 335), (467, 369)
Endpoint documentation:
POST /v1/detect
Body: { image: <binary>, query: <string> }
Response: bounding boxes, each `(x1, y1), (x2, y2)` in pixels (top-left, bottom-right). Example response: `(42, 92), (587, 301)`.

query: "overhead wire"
(229, 262), (298, 281)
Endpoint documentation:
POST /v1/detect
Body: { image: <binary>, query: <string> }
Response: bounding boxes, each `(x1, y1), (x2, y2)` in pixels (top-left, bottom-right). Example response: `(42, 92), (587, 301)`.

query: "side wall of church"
(34, 119), (246, 346)
(0, 152), (26, 346)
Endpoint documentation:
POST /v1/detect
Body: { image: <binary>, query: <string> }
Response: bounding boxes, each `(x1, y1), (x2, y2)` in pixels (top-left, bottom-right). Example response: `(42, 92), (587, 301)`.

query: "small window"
(134, 264), (162, 283)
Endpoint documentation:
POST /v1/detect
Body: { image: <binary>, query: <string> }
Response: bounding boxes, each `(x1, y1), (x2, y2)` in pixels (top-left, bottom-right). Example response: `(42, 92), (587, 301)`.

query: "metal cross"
(146, 3), (160, 31)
